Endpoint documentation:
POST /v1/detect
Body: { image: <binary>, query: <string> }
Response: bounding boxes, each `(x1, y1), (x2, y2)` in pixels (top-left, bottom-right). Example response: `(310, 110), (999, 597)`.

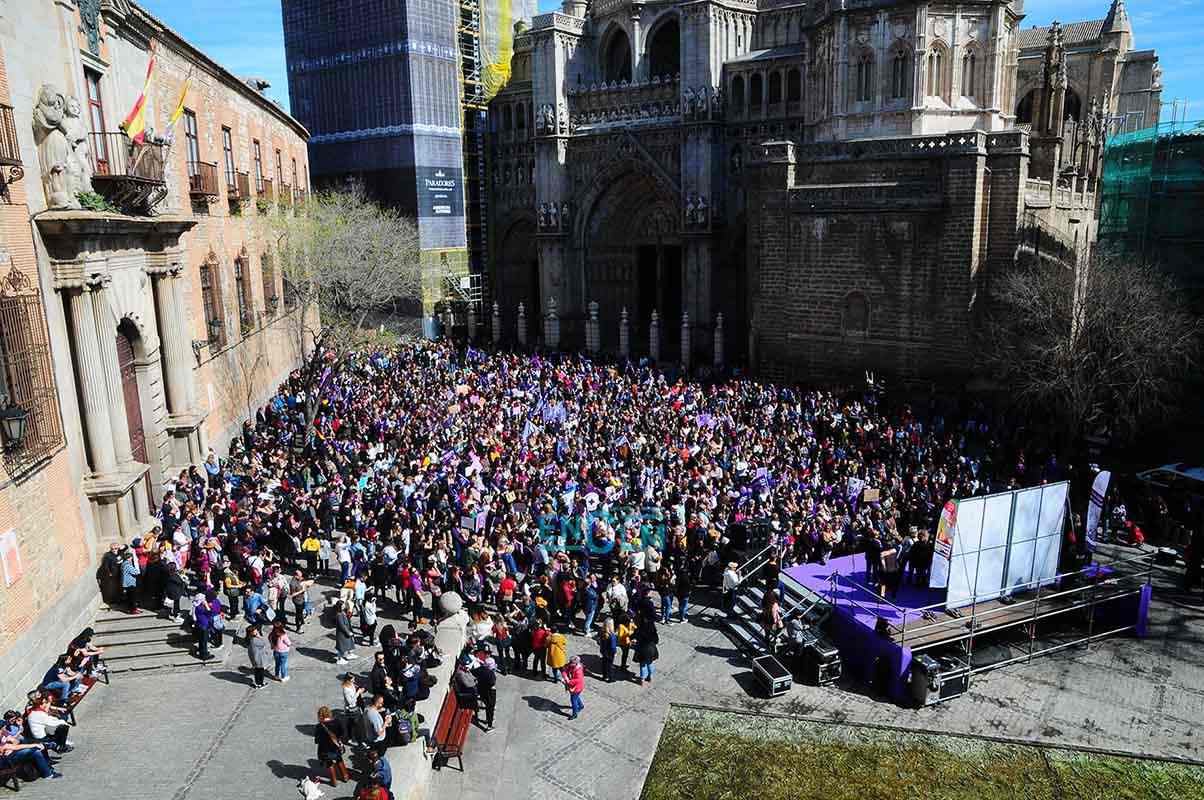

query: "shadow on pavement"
(521, 694), (569, 717)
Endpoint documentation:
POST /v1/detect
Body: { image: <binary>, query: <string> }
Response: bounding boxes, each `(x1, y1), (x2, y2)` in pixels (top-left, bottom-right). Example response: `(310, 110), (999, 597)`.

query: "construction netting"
(479, 0), (516, 100)
(1098, 120), (1204, 290)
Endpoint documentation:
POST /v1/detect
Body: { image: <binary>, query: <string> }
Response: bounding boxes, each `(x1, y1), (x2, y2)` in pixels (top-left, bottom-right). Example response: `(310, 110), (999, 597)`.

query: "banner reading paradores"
(929, 500), (958, 589)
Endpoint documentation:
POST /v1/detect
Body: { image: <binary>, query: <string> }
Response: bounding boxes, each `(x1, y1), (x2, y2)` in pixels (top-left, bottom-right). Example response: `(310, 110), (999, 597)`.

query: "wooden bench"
(64, 674), (102, 726)
(0, 760), (22, 792)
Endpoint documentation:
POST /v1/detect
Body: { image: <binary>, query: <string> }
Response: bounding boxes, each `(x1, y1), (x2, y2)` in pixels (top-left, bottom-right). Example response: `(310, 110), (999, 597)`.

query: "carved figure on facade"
(32, 85), (81, 209)
(63, 97), (95, 195)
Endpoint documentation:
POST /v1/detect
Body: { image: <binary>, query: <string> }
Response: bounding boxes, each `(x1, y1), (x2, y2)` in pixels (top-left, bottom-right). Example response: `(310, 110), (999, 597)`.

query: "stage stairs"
(720, 572), (832, 657)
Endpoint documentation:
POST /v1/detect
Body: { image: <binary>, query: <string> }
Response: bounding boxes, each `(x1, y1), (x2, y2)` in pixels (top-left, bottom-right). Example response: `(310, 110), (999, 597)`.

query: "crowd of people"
(11, 336), (1075, 794)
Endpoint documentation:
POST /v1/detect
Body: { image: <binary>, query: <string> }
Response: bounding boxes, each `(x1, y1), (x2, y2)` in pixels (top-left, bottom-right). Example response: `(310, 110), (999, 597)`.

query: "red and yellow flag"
(120, 41), (157, 143)
(168, 72), (192, 128)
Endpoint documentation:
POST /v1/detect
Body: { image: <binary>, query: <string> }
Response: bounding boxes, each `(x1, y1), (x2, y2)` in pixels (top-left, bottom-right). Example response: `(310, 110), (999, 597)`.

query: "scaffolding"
(1098, 115), (1204, 296)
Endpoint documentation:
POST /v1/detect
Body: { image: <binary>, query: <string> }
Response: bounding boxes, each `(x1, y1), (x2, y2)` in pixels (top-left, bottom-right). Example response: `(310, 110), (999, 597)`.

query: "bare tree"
(216, 325), (271, 429)
(984, 251), (1200, 443)
(260, 184), (423, 360)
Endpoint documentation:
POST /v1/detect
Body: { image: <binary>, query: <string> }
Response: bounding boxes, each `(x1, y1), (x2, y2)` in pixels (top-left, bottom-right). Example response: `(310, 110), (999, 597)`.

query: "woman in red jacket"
(561, 655), (585, 720)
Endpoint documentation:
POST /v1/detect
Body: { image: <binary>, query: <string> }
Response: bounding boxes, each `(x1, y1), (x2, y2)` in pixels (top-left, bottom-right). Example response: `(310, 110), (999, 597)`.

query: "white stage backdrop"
(943, 482), (1068, 609)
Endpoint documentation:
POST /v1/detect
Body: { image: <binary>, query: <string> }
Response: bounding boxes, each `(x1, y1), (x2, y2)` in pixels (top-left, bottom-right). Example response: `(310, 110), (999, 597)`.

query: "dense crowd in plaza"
(5, 338), (1081, 794)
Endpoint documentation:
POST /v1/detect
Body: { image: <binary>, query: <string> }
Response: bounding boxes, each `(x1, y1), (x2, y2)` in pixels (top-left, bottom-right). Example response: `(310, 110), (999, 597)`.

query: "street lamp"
(0, 404), (29, 451)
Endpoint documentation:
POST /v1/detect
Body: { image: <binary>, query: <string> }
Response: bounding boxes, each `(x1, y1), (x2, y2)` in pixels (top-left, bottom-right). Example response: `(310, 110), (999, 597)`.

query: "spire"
(1103, 0), (1132, 36)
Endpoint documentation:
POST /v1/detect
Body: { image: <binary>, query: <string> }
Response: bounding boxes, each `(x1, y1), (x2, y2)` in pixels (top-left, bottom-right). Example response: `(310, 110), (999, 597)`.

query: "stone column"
(492, 302), (501, 344)
(467, 304), (478, 342)
(586, 301), (599, 353)
(152, 269), (189, 416)
(67, 285), (117, 474)
(714, 312), (725, 367)
(619, 307), (630, 358)
(545, 296), (560, 350)
(91, 277), (134, 466)
(650, 309), (661, 362)
(631, 8), (644, 80)
(169, 272), (198, 412)
(680, 311), (691, 370)
(517, 302), (528, 346)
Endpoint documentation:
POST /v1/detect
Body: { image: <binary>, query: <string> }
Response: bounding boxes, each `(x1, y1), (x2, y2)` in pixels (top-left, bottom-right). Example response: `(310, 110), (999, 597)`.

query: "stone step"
(95, 631), (193, 648)
(100, 638), (196, 662)
(92, 617), (185, 636)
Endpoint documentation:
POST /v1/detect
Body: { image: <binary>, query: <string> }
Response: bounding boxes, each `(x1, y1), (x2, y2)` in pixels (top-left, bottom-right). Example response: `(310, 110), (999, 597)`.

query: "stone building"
(0, 0), (312, 707)
(486, 0), (1159, 378)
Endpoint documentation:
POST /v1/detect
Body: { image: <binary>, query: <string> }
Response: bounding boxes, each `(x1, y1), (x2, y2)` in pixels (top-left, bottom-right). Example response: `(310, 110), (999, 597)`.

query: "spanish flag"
(120, 41), (156, 143)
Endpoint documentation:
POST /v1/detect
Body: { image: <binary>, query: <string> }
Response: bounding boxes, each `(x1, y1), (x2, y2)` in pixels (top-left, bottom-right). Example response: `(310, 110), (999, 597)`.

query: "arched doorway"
(117, 319), (151, 512)
(582, 170), (681, 358)
(646, 17), (680, 79)
(495, 218), (539, 338)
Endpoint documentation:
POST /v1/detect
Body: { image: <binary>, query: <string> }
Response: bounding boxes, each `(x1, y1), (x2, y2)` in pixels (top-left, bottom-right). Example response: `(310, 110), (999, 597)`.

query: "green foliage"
(643, 711), (1204, 800)
(76, 191), (120, 214)
(256, 198), (273, 215)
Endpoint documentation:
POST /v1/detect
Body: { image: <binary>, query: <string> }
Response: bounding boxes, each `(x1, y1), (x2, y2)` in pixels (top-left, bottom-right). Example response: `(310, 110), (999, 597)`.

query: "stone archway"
(579, 168), (681, 357)
(494, 216), (539, 337)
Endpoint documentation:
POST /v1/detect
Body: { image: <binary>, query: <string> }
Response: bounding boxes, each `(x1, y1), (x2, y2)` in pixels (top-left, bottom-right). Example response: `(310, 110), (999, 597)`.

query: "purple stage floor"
(783, 554), (946, 633)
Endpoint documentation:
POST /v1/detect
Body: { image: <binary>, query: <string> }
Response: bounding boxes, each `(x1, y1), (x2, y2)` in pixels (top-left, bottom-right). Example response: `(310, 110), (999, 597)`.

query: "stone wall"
(747, 132), (1038, 383)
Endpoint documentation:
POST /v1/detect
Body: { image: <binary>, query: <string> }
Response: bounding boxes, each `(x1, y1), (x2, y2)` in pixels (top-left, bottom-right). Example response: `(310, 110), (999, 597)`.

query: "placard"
(0, 529), (22, 587)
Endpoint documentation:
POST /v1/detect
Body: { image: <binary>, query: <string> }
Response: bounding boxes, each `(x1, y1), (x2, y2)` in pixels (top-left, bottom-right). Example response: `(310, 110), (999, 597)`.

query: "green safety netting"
(1099, 120), (1204, 285)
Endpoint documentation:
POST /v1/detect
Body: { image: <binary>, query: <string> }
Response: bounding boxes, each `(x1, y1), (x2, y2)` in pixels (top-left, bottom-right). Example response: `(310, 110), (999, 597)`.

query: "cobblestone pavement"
(14, 568), (1204, 800)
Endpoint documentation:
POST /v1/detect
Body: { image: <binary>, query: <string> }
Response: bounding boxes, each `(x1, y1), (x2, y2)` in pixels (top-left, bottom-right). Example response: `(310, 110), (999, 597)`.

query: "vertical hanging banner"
(1085, 470), (1111, 552)
(929, 500), (958, 589)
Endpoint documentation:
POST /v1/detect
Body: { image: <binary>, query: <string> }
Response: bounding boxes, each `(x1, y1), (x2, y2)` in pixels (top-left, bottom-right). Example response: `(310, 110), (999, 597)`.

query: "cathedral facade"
(486, 0), (1159, 380)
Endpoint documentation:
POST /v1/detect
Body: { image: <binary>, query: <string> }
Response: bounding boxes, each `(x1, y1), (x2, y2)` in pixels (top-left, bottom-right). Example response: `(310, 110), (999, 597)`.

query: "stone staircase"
(92, 608), (225, 674)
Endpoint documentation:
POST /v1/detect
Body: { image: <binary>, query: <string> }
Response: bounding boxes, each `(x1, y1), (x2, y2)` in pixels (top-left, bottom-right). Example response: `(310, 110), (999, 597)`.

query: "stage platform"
(782, 552), (1153, 703)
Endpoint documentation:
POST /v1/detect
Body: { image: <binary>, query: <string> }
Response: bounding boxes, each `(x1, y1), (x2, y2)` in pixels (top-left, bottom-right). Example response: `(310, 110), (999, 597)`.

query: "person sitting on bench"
(39, 656), (81, 706)
(24, 697), (72, 753)
(0, 716), (62, 781)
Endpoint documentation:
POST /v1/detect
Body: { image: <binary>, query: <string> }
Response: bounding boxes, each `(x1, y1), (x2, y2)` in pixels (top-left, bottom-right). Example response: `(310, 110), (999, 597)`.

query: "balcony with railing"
(564, 75), (682, 130)
(227, 169), (251, 203)
(279, 183), (293, 208)
(87, 132), (168, 213)
(187, 160), (220, 200)
(0, 104), (19, 168)
(0, 104), (22, 202)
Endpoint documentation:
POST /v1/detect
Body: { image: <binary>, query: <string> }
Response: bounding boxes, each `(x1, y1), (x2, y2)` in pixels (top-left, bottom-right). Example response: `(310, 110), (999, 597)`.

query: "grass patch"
(640, 708), (1204, 800)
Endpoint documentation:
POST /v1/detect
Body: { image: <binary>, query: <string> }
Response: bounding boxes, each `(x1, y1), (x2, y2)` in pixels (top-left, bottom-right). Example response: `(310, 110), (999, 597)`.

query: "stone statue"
(63, 96), (94, 194)
(683, 86), (697, 116)
(557, 101), (569, 134)
(31, 85), (79, 209)
(696, 195), (709, 224)
(560, 201), (571, 225)
(548, 202), (559, 229)
(685, 193), (698, 224)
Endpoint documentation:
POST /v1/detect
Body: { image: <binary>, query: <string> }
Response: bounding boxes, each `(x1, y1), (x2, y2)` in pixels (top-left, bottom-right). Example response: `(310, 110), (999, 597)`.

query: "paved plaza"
(14, 564), (1204, 800)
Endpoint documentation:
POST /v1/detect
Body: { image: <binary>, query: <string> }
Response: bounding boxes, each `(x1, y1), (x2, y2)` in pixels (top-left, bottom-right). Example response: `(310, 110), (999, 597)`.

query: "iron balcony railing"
(258, 176), (274, 199)
(88, 132), (166, 183)
(187, 160), (219, 199)
(279, 182), (293, 207)
(227, 169), (250, 201)
(0, 104), (20, 167)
